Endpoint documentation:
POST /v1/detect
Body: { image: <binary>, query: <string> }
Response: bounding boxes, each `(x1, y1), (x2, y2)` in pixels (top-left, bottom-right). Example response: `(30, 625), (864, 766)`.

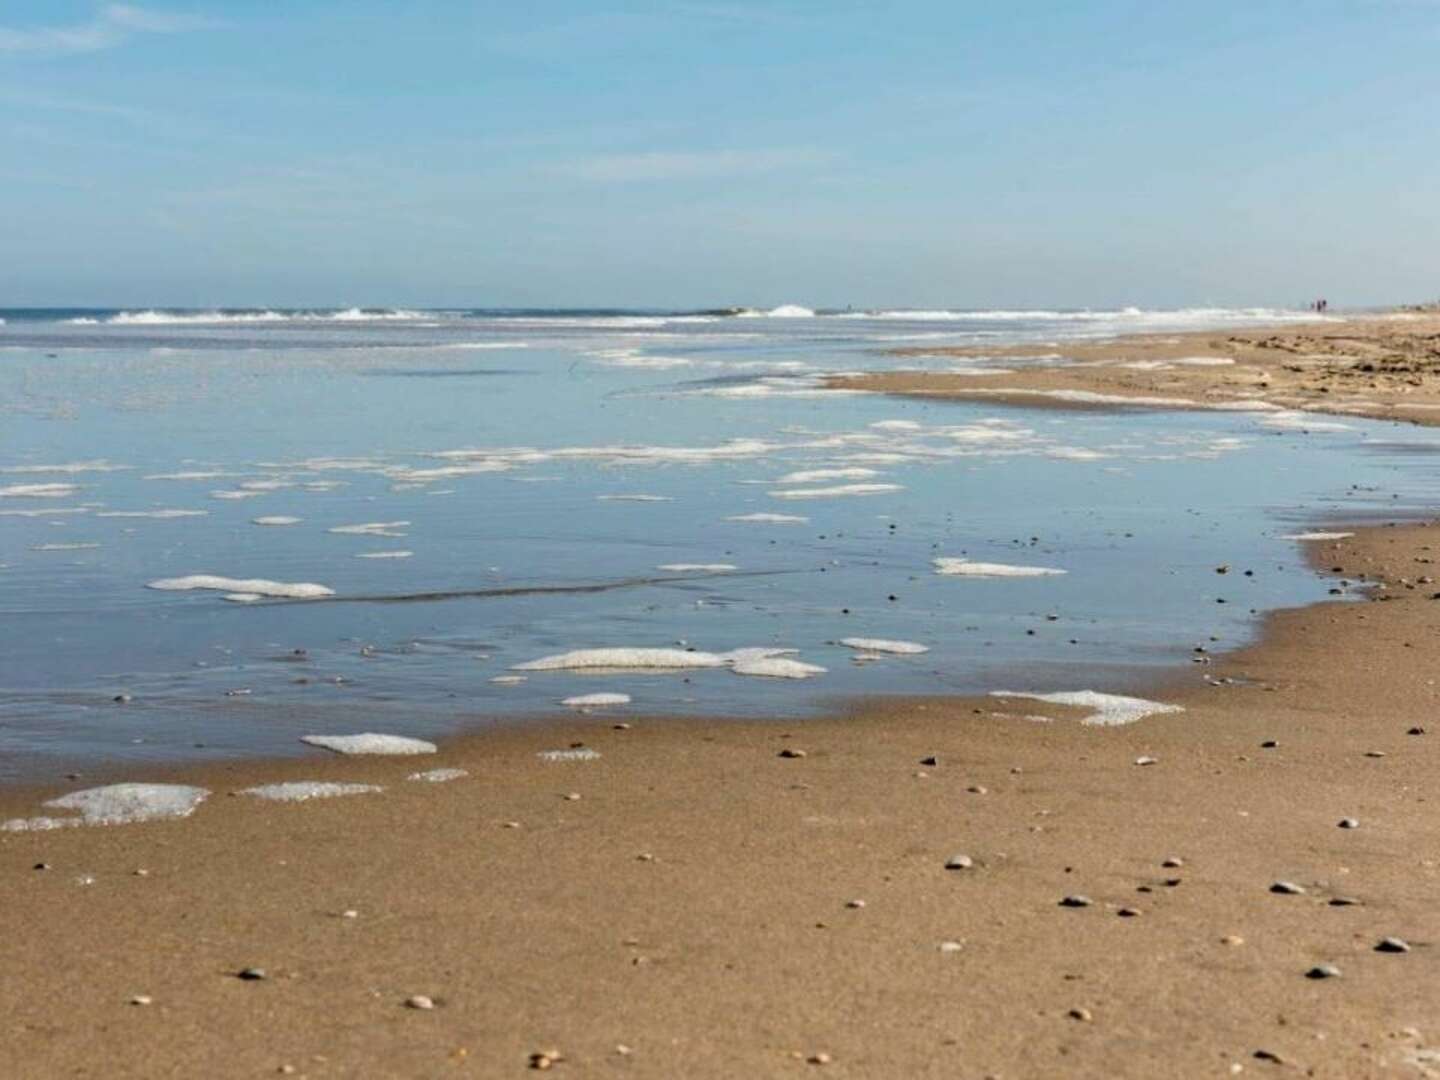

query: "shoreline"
(4, 515), (1439, 1076)
(827, 311), (1440, 427)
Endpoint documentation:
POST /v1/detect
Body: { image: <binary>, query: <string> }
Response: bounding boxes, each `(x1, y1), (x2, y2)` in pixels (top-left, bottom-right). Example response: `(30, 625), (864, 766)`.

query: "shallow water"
(2, 305), (1436, 779)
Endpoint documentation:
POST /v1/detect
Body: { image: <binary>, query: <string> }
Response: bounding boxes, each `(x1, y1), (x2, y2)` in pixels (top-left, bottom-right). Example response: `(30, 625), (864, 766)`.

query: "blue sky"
(2, 1), (1437, 308)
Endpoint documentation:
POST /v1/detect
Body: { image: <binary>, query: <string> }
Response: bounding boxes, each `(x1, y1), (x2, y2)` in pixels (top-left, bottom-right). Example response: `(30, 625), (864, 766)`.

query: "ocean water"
(1, 305), (1434, 780)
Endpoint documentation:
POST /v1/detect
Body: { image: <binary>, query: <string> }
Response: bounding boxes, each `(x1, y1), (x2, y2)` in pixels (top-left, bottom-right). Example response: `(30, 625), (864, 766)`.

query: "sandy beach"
(3, 517), (1438, 1077)
(829, 311), (1440, 427)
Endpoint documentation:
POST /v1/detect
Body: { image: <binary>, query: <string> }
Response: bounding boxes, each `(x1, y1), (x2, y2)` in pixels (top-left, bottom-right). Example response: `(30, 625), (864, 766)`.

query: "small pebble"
(845, 898), (866, 909)
(967, 784), (988, 794)
(562, 792), (581, 801)
(237, 967), (267, 981)
(1306, 964), (1341, 980)
(919, 755), (938, 766)
(133, 868), (150, 877)
(1161, 857), (1184, 868)
(1338, 817), (1359, 829)
(778, 748), (807, 759)
(938, 940), (964, 953)
(33, 862), (50, 871)
(1270, 881), (1306, 895)
(1221, 935), (1245, 946)
(1117, 907), (1141, 918)
(1134, 756), (1159, 766)
(529, 1049), (564, 1070)
(1407, 726), (1425, 736)
(1375, 937), (1411, 954)
(807, 1052), (833, 1065)
(113, 694), (132, 704)
(1328, 896), (1361, 907)
(1260, 739), (1279, 749)
(1068, 1007), (1093, 1022)
(129, 994), (152, 1006)
(405, 995), (435, 1010)
(1253, 1049), (1286, 1064)
(944, 854), (974, 871)
(1364, 750), (1387, 758)
(1059, 895), (1092, 908)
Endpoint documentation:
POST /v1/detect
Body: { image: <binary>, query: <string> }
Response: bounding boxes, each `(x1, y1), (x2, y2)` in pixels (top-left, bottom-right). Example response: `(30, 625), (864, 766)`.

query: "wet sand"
(3, 520), (1439, 1077)
(829, 311), (1440, 426)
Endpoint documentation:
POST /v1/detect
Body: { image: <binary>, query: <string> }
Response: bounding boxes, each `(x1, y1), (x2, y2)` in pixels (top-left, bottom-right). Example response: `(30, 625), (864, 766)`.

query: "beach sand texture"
(830, 311), (1440, 427)
(2, 522), (1438, 1077)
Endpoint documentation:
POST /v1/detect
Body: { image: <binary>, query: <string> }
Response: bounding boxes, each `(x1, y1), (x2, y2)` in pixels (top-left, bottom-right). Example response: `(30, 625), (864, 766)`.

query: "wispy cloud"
(564, 147), (834, 183)
(0, 4), (210, 55)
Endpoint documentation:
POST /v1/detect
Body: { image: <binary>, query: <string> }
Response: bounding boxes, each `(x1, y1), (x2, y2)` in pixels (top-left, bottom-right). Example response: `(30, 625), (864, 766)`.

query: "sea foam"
(933, 559), (1067, 577)
(989, 690), (1182, 726)
(1, 783), (209, 831)
(146, 575), (334, 599)
(300, 733), (437, 755)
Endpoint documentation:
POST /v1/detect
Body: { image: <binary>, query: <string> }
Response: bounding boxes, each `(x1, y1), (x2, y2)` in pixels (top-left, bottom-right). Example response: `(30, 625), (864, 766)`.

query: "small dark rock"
(1375, 937), (1411, 954)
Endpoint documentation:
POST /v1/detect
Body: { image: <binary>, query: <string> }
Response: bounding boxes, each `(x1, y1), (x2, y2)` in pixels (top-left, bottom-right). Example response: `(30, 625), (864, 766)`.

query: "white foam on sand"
(95, 509), (208, 519)
(253, 516), (302, 526)
(731, 657), (827, 679)
(869, 420), (923, 431)
(355, 550), (413, 559)
(538, 748), (603, 761)
(775, 467), (879, 484)
(300, 733), (437, 756)
(934, 559), (1067, 577)
(0, 482), (78, 498)
(770, 483), (903, 500)
(990, 690), (1182, 726)
(657, 563), (737, 572)
(726, 512), (809, 524)
(561, 692), (632, 707)
(1280, 530), (1355, 541)
(147, 575), (335, 599)
(1, 783), (209, 831)
(241, 781), (384, 802)
(408, 768), (469, 783)
(329, 521), (410, 537)
(839, 637), (929, 655)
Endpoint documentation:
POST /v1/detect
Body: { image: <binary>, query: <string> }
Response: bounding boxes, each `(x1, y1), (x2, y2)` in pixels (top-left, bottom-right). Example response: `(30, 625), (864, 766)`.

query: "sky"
(1, 1), (1438, 309)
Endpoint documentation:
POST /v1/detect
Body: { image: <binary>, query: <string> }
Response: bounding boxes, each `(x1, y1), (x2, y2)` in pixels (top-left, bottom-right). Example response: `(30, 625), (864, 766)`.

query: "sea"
(1, 304), (1435, 781)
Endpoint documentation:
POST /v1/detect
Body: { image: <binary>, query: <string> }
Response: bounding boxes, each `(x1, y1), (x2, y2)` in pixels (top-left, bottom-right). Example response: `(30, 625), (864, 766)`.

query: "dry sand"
(3, 521), (1439, 1078)
(829, 311), (1440, 426)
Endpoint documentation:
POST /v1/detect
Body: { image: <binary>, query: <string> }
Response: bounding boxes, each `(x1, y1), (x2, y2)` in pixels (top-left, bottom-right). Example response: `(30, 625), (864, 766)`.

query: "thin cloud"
(0, 4), (210, 55)
(565, 147), (834, 183)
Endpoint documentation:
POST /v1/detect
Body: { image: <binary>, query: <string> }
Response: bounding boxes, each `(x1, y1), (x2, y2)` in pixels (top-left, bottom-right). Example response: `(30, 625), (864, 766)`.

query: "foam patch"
(253, 516), (302, 526)
(300, 733), (438, 755)
(407, 768), (469, 783)
(329, 521), (410, 537)
(1279, 531), (1354, 541)
(147, 575), (334, 599)
(770, 483), (903, 500)
(934, 559), (1066, 577)
(561, 692), (631, 707)
(731, 657), (826, 679)
(0, 483), (77, 498)
(515, 648), (728, 672)
(839, 637), (929, 655)
(241, 781), (384, 802)
(538, 748), (603, 761)
(989, 690), (1182, 726)
(1, 783), (209, 831)
(726, 512), (809, 524)
(95, 509), (208, 519)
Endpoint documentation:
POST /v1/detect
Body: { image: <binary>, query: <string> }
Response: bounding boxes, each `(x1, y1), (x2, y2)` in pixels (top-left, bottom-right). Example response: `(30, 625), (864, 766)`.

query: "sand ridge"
(828, 311), (1440, 426)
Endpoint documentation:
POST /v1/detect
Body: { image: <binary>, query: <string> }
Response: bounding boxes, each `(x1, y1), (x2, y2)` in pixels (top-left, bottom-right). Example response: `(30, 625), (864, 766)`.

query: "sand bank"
(2, 520), (1439, 1077)
(828, 311), (1440, 426)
